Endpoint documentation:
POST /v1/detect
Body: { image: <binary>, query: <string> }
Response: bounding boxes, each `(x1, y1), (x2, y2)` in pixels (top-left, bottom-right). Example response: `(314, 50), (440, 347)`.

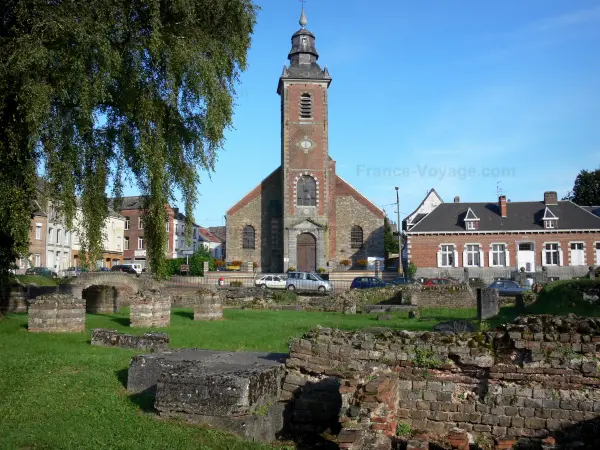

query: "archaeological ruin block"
(1, 283), (28, 313)
(84, 285), (118, 313)
(130, 290), (170, 328)
(91, 328), (168, 352)
(477, 287), (500, 320)
(194, 289), (223, 321)
(28, 294), (85, 332)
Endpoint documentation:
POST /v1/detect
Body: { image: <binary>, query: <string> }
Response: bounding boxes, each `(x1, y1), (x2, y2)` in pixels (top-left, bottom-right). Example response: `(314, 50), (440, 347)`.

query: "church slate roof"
(582, 206), (600, 217)
(408, 201), (600, 233)
(284, 63), (331, 80)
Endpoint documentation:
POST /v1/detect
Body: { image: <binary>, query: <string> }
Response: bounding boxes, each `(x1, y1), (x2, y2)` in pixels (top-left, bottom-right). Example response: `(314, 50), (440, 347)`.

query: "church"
(225, 9), (385, 273)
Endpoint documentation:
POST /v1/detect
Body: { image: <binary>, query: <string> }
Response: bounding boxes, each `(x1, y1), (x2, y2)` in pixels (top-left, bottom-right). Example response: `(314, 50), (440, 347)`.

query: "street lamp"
(395, 187), (403, 275)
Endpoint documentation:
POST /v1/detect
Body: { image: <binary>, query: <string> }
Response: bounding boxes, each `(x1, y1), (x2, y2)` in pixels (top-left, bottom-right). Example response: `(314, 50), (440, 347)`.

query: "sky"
(125, 0), (600, 226)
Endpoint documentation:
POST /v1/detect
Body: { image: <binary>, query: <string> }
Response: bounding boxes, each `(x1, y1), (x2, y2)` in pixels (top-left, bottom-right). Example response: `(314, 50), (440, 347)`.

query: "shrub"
(287, 266), (296, 272)
(536, 279), (600, 309)
(229, 280), (243, 287)
(356, 259), (368, 267)
(396, 422), (412, 437)
(339, 259), (351, 266)
(231, 260), (243, 267)
(214, 259), (225, 268)
(316, 267), (327, 274)
(407, 261), (417, 278)
(273, 290), (297, 304)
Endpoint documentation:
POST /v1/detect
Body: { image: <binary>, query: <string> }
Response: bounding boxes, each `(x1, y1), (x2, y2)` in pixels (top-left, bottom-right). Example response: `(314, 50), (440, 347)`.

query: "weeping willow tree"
(0, 0), (257, 282)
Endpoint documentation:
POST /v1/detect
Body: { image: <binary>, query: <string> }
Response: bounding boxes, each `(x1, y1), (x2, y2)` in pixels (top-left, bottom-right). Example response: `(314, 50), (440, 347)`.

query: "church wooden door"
(297, 233), (316, 272)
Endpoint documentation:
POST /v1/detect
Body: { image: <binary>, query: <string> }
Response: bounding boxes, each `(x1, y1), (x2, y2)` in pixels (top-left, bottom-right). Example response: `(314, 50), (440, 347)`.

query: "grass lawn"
(14, 274), (59, 286)
(0, 307), (475, 450)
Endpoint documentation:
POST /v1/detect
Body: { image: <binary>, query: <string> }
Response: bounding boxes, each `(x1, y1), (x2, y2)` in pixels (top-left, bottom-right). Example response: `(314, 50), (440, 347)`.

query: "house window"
(138, 237), (144, 249)
(440, 245), (455, 267)
(35, 254), (41, 267)
(466, 221), (475, 231)
(299, 93), (312, 119)
(465, 244), (481, 267)
(56, 230), (61, 245)
(491, 244), (506, 266)
(544, 243), (559, 265)
(138, 217), (143, 230)
(166, 221), (170, 232)
(35, 224), (42, 240)
(296, 176), (316, 206)
(124, 237), (129, 250)
(350, 226), (363, 248)
(242, 225), (255, 249)
(124, 217), (130, 230)
(544, 220), (555, 229)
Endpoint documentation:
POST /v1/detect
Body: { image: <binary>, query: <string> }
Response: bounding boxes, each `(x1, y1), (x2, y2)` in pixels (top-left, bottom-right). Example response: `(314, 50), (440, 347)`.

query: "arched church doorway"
(297, 233), (316, 272)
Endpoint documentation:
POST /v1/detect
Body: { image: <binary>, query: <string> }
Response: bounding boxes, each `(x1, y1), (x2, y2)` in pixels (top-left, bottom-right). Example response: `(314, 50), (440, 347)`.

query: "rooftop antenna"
(496, 181), (503, 197)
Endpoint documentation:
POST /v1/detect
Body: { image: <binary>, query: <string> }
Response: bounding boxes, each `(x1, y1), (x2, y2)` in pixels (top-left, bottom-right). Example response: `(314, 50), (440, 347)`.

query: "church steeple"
(278, 7), (331, 89)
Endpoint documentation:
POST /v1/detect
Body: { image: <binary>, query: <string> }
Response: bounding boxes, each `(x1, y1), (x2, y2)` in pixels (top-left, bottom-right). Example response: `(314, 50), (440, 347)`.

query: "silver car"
(285, 272), (332, 293)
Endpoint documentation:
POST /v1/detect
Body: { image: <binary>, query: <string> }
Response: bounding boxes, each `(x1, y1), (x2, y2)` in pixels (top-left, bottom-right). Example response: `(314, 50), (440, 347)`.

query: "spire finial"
(299, 0), (308, 28)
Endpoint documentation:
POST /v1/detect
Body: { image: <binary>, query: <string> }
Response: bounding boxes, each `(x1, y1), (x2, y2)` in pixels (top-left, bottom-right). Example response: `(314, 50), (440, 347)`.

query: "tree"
(563, 169), (600, 206)
(384, 216), (399, 254)
(0, 0), (257, 284)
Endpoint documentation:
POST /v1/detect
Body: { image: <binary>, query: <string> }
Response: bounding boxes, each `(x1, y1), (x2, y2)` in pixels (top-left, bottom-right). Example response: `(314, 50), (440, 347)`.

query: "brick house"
(17, 210), (47, 270)
(406, 191), (600, 281)
(115, 196), (175, 269)
(225, 10), (385, 273)
(207, 226), (226, 260)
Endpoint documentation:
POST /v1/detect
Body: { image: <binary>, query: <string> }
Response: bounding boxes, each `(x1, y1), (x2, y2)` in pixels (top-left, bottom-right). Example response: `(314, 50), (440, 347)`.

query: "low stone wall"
(284, 314), (600, 449)
(412, 285), (476, 309)
(194, 291), (223, 321)
(1, 283), (28, 313)
(28, 294), (85, 332)
(130, 291), (171, 328)
(91, 328), (168, 351)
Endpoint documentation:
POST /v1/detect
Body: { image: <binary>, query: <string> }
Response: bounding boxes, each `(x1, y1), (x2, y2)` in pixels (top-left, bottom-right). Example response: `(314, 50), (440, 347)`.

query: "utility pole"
(395, 187), (403, 275)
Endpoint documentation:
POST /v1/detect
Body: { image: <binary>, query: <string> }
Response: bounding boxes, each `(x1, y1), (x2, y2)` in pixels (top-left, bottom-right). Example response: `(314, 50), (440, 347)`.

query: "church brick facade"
(226, 10), (385, 273)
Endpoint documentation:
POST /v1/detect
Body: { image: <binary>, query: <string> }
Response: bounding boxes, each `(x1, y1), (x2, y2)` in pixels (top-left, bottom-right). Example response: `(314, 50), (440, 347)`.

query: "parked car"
(423, 278), (458, 286)
(111, 265), (137, 275)
(488, 279), (530, 296)
(389, 277), (422, 286)
(97, 267), (111, 272)
(286, 272), (332, 293)
(350, 277), (391, 289)
(25, 267), (58, 278)
(62, 267), (89, 278)
(120, 263), (142, 274)
(255, 274), (287, 289)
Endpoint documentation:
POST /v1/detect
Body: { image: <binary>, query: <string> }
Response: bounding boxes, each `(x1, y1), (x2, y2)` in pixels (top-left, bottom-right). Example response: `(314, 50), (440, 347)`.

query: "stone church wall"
(335, 195), (385, 264)
(226, 193), (263, 265)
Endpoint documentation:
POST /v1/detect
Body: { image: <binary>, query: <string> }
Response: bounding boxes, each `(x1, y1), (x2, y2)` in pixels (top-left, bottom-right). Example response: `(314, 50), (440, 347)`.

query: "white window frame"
(489, 243), (508, 267)
(124, 218), (130, 230)
(56, 229), (61, 245)
(35, 254), (41, 267)
(543, 242), (561, 266)
(35, 224), (42, 240)
(138, 237), (144, 249)
(568, 241), (586, 266)
(166, 221), (170, 232)
(464, 243), (483, 267)
(595, 241), (600, 266)
(124, 237), (129, 250)
(544, 219), (555, 229)
(438, 244), (456, 267)
(465, 221), (476, 231)
(138, 217), (143, 230)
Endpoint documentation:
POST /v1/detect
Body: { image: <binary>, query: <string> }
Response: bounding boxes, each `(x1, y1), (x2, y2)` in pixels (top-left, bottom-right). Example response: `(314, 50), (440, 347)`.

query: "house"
(199, 227), (224, 260)
(16, 188), (47, 271)
(208, 226), (226, 260)
(71, 205), (125, 268)
(45, 202), (73, 273)
(406, 191), (600, 281)
(172, 208), (209, 259)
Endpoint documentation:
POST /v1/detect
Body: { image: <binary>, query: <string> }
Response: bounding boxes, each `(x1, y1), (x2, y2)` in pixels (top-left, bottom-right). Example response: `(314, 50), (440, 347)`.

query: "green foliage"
(0, 0), (258, 283)
(536, 279), (600, 309)
(396, 422), (412, 437)
(230, 281), (243, 287)
(412, 348), (442, 369)
(407, 261), (417, 278)
(316, 267), (327, 274)
(563, 169), (600, 205)
(272, 290), (297, 304)
(166, 248), (215, 276)
(384, 216), (399, 254)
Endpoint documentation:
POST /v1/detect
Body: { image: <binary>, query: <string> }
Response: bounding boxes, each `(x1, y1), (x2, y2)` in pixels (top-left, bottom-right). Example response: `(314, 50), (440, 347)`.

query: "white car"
(255, 275), (287, 289)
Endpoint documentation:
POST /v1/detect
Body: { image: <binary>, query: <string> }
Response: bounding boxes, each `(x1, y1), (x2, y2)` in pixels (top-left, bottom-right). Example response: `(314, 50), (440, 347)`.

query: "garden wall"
(283, 315), (600, 449)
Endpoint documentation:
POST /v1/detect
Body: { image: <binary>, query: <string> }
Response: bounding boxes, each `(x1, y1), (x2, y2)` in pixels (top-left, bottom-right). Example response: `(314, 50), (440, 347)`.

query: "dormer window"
(464, 207), (480, 231)
(300, 93), (312, 119)
(542, 207), (558, 230)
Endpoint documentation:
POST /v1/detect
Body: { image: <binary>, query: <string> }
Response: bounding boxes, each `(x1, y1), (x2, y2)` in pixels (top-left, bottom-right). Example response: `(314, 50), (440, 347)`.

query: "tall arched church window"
(297, 176), (316, 206)
(351, 226), (363, 249)
(242, 225), (255, 249)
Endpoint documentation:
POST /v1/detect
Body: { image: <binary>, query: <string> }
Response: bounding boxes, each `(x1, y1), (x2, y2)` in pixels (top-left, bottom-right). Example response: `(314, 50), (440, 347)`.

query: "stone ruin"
(130, 290), (170, 328)
(127, 349), (287, 443)
(91, 328), (168, 352)
(194, 288), (223, 321)
(1, 282), (28, 313)
(84, 285), (118, 314)
(28, 293), (85, 332)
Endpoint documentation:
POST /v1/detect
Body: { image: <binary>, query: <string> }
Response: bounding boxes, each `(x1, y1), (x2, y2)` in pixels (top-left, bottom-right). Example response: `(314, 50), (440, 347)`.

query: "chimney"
(454, 196), (460, 203)
(544, 191), (558, 205)
(499, 195), (507, 217)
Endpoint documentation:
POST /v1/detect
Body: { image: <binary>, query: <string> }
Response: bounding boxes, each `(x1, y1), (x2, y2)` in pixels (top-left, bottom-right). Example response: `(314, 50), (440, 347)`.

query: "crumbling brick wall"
(28, 294), (85, 332)
(283, 315), (600, 449)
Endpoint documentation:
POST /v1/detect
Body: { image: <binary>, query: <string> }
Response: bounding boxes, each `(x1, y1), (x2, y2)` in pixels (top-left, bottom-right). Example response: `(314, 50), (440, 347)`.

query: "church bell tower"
(277, 8), (333, 273)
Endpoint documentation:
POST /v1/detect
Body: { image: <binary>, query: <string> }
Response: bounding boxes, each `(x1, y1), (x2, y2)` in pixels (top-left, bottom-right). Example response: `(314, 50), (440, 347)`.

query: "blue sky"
(128, 0), (600, 226)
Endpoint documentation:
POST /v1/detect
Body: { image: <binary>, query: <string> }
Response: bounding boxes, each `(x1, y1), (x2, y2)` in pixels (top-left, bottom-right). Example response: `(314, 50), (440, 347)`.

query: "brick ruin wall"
(130, 291), (171, 328)
(28, 294), (85, 332)
(283, 315), (600, 449)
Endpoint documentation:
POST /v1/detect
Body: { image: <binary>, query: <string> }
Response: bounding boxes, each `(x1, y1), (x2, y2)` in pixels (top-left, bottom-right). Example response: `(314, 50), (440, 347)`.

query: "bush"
(339, 259), (351, 266)
(229, 280), (243, 287)
(165, 247), (215, 276)
(231, 260), (243, 267)
(356, 259), (368, 267)
(214, 259), (225, 268)
(272, 290), (297, 304)
(536, 279), (600, 310)
(407, 261), (417, 278)
(316, 267), (327, 274)
(287, 266), (296, 272)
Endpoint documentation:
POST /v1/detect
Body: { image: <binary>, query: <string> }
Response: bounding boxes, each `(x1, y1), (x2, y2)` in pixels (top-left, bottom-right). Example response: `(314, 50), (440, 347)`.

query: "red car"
(423, 278), (458, 286)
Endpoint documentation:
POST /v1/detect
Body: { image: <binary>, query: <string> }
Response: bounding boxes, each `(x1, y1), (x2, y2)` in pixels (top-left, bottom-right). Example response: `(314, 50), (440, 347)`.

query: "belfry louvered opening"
(299, 93), (312, 119)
